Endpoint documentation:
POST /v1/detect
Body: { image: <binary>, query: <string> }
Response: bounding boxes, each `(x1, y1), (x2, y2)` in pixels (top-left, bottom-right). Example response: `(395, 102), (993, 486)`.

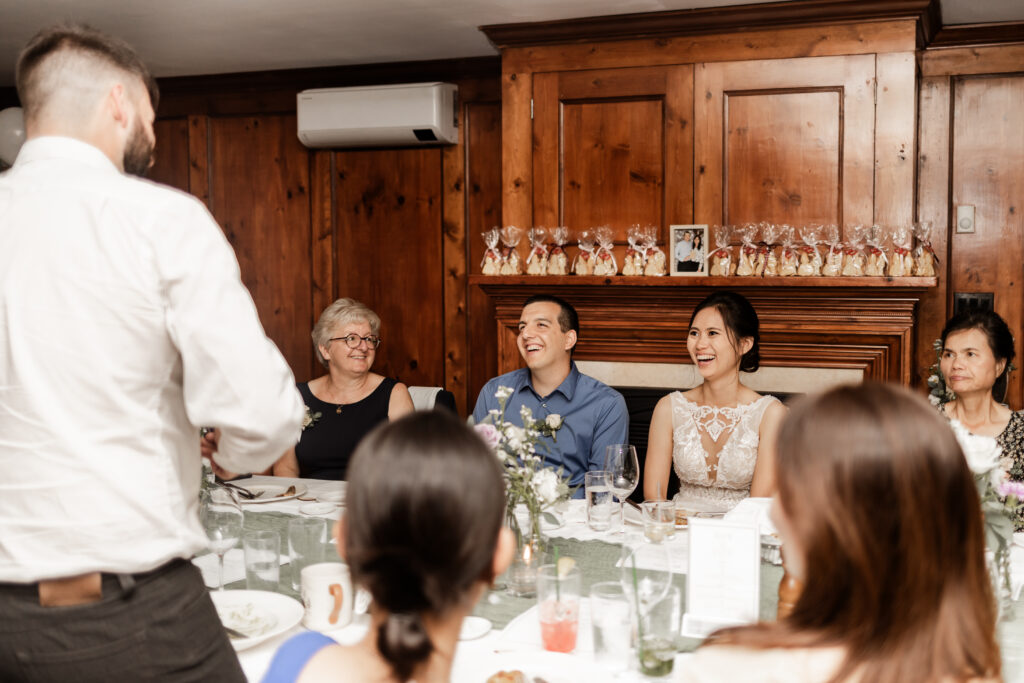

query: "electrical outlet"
(956, 205), (975, 234)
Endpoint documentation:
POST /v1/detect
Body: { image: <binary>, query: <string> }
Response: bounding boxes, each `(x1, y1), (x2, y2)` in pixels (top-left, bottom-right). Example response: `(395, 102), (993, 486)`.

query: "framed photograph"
(670, 224), (708, 277)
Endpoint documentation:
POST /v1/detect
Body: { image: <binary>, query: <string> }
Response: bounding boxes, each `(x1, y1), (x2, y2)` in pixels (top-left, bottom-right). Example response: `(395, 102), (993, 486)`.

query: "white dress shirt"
(0, 137), (305, 582)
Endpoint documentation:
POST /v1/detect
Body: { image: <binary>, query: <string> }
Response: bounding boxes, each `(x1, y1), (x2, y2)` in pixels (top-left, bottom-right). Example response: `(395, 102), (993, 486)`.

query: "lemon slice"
(556, 556), (576, 579)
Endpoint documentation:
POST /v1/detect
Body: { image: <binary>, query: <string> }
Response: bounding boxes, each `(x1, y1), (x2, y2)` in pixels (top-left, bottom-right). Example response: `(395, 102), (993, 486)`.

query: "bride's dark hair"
(344, 411), (505, 681)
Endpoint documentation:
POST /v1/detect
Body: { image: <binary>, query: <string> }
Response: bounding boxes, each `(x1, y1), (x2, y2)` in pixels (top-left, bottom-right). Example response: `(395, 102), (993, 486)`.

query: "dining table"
(195, 475), (1024, 683)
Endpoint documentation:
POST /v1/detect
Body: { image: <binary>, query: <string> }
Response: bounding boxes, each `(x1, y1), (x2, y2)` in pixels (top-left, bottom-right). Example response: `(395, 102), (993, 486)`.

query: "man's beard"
(123, 117), (155, 177)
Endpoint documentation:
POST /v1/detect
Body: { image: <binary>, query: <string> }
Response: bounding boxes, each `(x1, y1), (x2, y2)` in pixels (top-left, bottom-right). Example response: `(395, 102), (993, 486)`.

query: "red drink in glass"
(539, 599), (579, 652)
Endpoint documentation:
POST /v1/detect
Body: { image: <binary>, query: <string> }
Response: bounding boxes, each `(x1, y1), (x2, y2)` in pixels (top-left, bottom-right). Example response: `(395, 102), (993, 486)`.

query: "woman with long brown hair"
(677, 383), (1000, 683)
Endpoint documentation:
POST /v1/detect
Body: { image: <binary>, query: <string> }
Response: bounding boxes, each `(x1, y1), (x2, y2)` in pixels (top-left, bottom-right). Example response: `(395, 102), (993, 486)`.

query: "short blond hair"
(312, 298), (382, 367)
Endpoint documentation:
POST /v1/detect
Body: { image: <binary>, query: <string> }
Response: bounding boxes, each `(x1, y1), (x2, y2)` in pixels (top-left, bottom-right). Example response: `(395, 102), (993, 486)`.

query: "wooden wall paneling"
(950, 74), (1024, 409)
(921, 44), (1024, 78)
(502, 63), (533, 231)
(531, 72), (560, 230)
(874, 52), (917, 230)
(187, 115), (210, 208)
(466, 103), (503, 412)
(309, 150), (335, 379)
(666, 64), (695, 226)
(914, 75), (951, 387)
(694, 54), (876, 232)
(442, 139), (469, 415)
(499, 21), (917, 75)
(724, 89), (841, 226)
(333, 148), (445, 388)
(150, 118), (190, 192)
(207, 114), (314, 379)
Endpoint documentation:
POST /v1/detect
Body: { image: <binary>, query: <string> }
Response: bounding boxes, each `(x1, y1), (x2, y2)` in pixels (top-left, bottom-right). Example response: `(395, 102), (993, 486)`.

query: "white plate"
(238, 484), (307, 505)
(300, 502), (338, 516)
(459, 616), (491, 640)
(210, 590), (303, 651)
(452, 649), (606, 683)
(317, 487), (346, 504)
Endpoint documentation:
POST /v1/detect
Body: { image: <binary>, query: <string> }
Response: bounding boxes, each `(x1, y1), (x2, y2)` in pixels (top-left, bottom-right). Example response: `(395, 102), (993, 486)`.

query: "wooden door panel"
(695, 54), (876, 234)
(333, 148), (444, 388)
(562, 98), (664, 233)
(725, 89), (841, 226)
(207, 114), (314, 379)
(533, 64), (693, 248)
(951, 74), (1024, 408)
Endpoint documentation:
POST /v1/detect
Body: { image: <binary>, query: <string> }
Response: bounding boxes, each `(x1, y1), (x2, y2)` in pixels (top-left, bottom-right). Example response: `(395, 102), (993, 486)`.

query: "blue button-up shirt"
(472, 364), (629, 497)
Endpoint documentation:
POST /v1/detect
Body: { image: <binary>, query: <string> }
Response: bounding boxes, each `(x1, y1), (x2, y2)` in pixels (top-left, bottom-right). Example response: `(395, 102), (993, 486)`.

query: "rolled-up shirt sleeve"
(151, 197), (304, 473)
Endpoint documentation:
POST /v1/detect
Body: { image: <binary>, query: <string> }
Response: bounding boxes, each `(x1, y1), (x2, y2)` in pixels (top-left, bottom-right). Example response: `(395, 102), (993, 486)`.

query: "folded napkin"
(193, 549), (291, 588)
(722, 497), (778, 537)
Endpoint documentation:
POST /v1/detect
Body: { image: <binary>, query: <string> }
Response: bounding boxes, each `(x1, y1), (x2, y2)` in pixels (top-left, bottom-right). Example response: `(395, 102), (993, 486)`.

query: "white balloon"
(0, 107), (26, 166)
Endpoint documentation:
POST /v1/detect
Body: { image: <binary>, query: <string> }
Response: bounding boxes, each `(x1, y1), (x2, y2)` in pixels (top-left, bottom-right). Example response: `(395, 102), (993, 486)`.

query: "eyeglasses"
(329, 334), (382, 349)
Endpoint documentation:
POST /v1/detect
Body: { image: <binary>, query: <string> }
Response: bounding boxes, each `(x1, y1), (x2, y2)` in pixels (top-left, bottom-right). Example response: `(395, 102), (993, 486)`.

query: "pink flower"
(998, 480), (1024, 500)
(474, 423), (502, 450)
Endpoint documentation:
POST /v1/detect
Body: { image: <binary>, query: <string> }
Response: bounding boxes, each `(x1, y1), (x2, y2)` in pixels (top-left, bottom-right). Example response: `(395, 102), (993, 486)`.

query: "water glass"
(642, 500), (675, 543)
(537, 563), (581, 653)
(585, 470), (615, 532)
(243, 530), (280, 591)
(590, 581), (632, 671)
(638, 585), (682, 677)
(288, 517), (327, 591)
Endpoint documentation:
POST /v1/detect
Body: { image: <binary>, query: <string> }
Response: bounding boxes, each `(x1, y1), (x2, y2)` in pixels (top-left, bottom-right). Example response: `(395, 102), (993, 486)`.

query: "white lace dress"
(670, 392), (780, 512)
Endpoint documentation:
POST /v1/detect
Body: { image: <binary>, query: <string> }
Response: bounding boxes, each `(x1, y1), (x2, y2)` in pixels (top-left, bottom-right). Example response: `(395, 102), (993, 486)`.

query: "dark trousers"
(0, 559), (246, 683)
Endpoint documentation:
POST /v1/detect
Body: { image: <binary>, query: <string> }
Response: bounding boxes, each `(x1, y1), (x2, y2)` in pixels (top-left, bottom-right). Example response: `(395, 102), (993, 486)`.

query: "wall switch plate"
(956, 205), (975, 233)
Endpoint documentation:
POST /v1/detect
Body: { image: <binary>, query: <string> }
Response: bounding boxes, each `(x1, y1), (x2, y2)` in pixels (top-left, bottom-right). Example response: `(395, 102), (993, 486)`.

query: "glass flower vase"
(505, 503), (548, 598)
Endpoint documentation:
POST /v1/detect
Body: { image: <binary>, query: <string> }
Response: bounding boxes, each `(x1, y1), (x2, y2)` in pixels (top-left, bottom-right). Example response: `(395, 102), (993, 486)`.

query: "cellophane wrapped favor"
(863, 225), (889, 276)
(642, 226), (667, 276)
(592, 226), (618, 276)
(762, 223), (780, 276)
(481, 227), (502, 275)
(841, 225), (867, 276)
(499, 225), (523, 275)
(525, 227), (549, 275)
(708, 225), (734, 276)
(548, 227), (570, 275)
(888, 225), (914, 277)
(573, 230), (596, 275)
(821, 224), (843, 277)
(797, 226), (823, 276)
(777, 225), (798, 277)
(735, 224), (759, 276)
(913, 221), (937, 277)
(622, 225), (646, 276)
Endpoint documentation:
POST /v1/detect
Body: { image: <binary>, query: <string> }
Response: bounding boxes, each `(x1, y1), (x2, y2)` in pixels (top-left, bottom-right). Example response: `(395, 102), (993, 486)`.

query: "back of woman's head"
(941, 308), (1016, 402)
(690, 291), (760, 372)
(773, 383), (998, 682)
(345, 411), (505, 680)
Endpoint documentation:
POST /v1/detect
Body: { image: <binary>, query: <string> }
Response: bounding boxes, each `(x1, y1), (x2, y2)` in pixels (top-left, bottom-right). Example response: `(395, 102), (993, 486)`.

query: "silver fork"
(221, 481), (263, 500)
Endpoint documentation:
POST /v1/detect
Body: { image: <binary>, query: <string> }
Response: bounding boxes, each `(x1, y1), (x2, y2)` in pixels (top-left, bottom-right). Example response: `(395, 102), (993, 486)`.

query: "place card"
(681, 517), (760, 639)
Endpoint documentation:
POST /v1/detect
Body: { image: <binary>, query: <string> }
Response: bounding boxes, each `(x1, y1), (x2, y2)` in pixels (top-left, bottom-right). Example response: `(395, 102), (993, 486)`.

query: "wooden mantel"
(470, 276), (937, 386)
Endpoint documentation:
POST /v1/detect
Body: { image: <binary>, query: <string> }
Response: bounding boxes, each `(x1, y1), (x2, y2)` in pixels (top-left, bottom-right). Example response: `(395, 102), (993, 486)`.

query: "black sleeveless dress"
(295, 378), (397, 480)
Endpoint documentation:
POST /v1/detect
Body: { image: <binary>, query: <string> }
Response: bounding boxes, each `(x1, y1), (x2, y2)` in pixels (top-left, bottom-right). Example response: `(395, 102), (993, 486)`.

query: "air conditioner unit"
(297, 82), (458, 148)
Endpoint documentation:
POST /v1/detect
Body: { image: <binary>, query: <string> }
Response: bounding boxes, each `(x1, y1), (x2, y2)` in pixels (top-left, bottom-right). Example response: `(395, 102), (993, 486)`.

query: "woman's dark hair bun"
(377, 613), (433, 681)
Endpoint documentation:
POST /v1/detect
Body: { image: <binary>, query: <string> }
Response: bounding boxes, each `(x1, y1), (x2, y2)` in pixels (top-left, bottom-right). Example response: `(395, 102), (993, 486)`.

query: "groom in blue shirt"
(473, 294), (629, 497)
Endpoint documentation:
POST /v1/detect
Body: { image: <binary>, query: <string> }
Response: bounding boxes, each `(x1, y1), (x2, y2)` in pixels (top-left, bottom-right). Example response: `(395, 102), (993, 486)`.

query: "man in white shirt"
(0, 25), (304, 681)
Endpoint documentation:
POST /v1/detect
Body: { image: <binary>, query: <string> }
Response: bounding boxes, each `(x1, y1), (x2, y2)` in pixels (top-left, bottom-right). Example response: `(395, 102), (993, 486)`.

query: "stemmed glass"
(200, 485), (244, 590)
(604, 444), (639, 530)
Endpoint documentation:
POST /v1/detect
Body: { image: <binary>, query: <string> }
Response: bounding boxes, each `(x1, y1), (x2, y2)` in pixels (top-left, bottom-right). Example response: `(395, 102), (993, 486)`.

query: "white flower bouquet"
(473, 386), (571, 541)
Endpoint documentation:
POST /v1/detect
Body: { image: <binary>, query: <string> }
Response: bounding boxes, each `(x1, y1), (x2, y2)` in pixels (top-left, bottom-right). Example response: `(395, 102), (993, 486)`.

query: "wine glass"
(619, 536), (675, 672)
(604, 444), (639, 530)
(200, 485), (244, 590)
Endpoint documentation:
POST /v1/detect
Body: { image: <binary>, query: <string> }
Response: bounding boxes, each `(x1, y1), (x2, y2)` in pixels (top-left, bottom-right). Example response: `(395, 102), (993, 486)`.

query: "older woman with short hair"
(272, 297), (414, 479)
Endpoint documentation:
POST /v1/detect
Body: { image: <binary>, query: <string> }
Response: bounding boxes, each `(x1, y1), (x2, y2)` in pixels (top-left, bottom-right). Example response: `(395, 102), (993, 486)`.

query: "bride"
(643, 291), (786, 510)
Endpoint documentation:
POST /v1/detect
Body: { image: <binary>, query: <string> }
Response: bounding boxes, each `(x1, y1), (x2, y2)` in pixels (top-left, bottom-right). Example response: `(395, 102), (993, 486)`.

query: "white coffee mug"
(300, 562), (353, 630)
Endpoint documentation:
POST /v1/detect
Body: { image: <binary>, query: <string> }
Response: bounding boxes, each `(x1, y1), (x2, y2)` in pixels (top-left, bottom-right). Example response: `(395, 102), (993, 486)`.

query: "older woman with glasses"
(270, 297), (414, 479)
